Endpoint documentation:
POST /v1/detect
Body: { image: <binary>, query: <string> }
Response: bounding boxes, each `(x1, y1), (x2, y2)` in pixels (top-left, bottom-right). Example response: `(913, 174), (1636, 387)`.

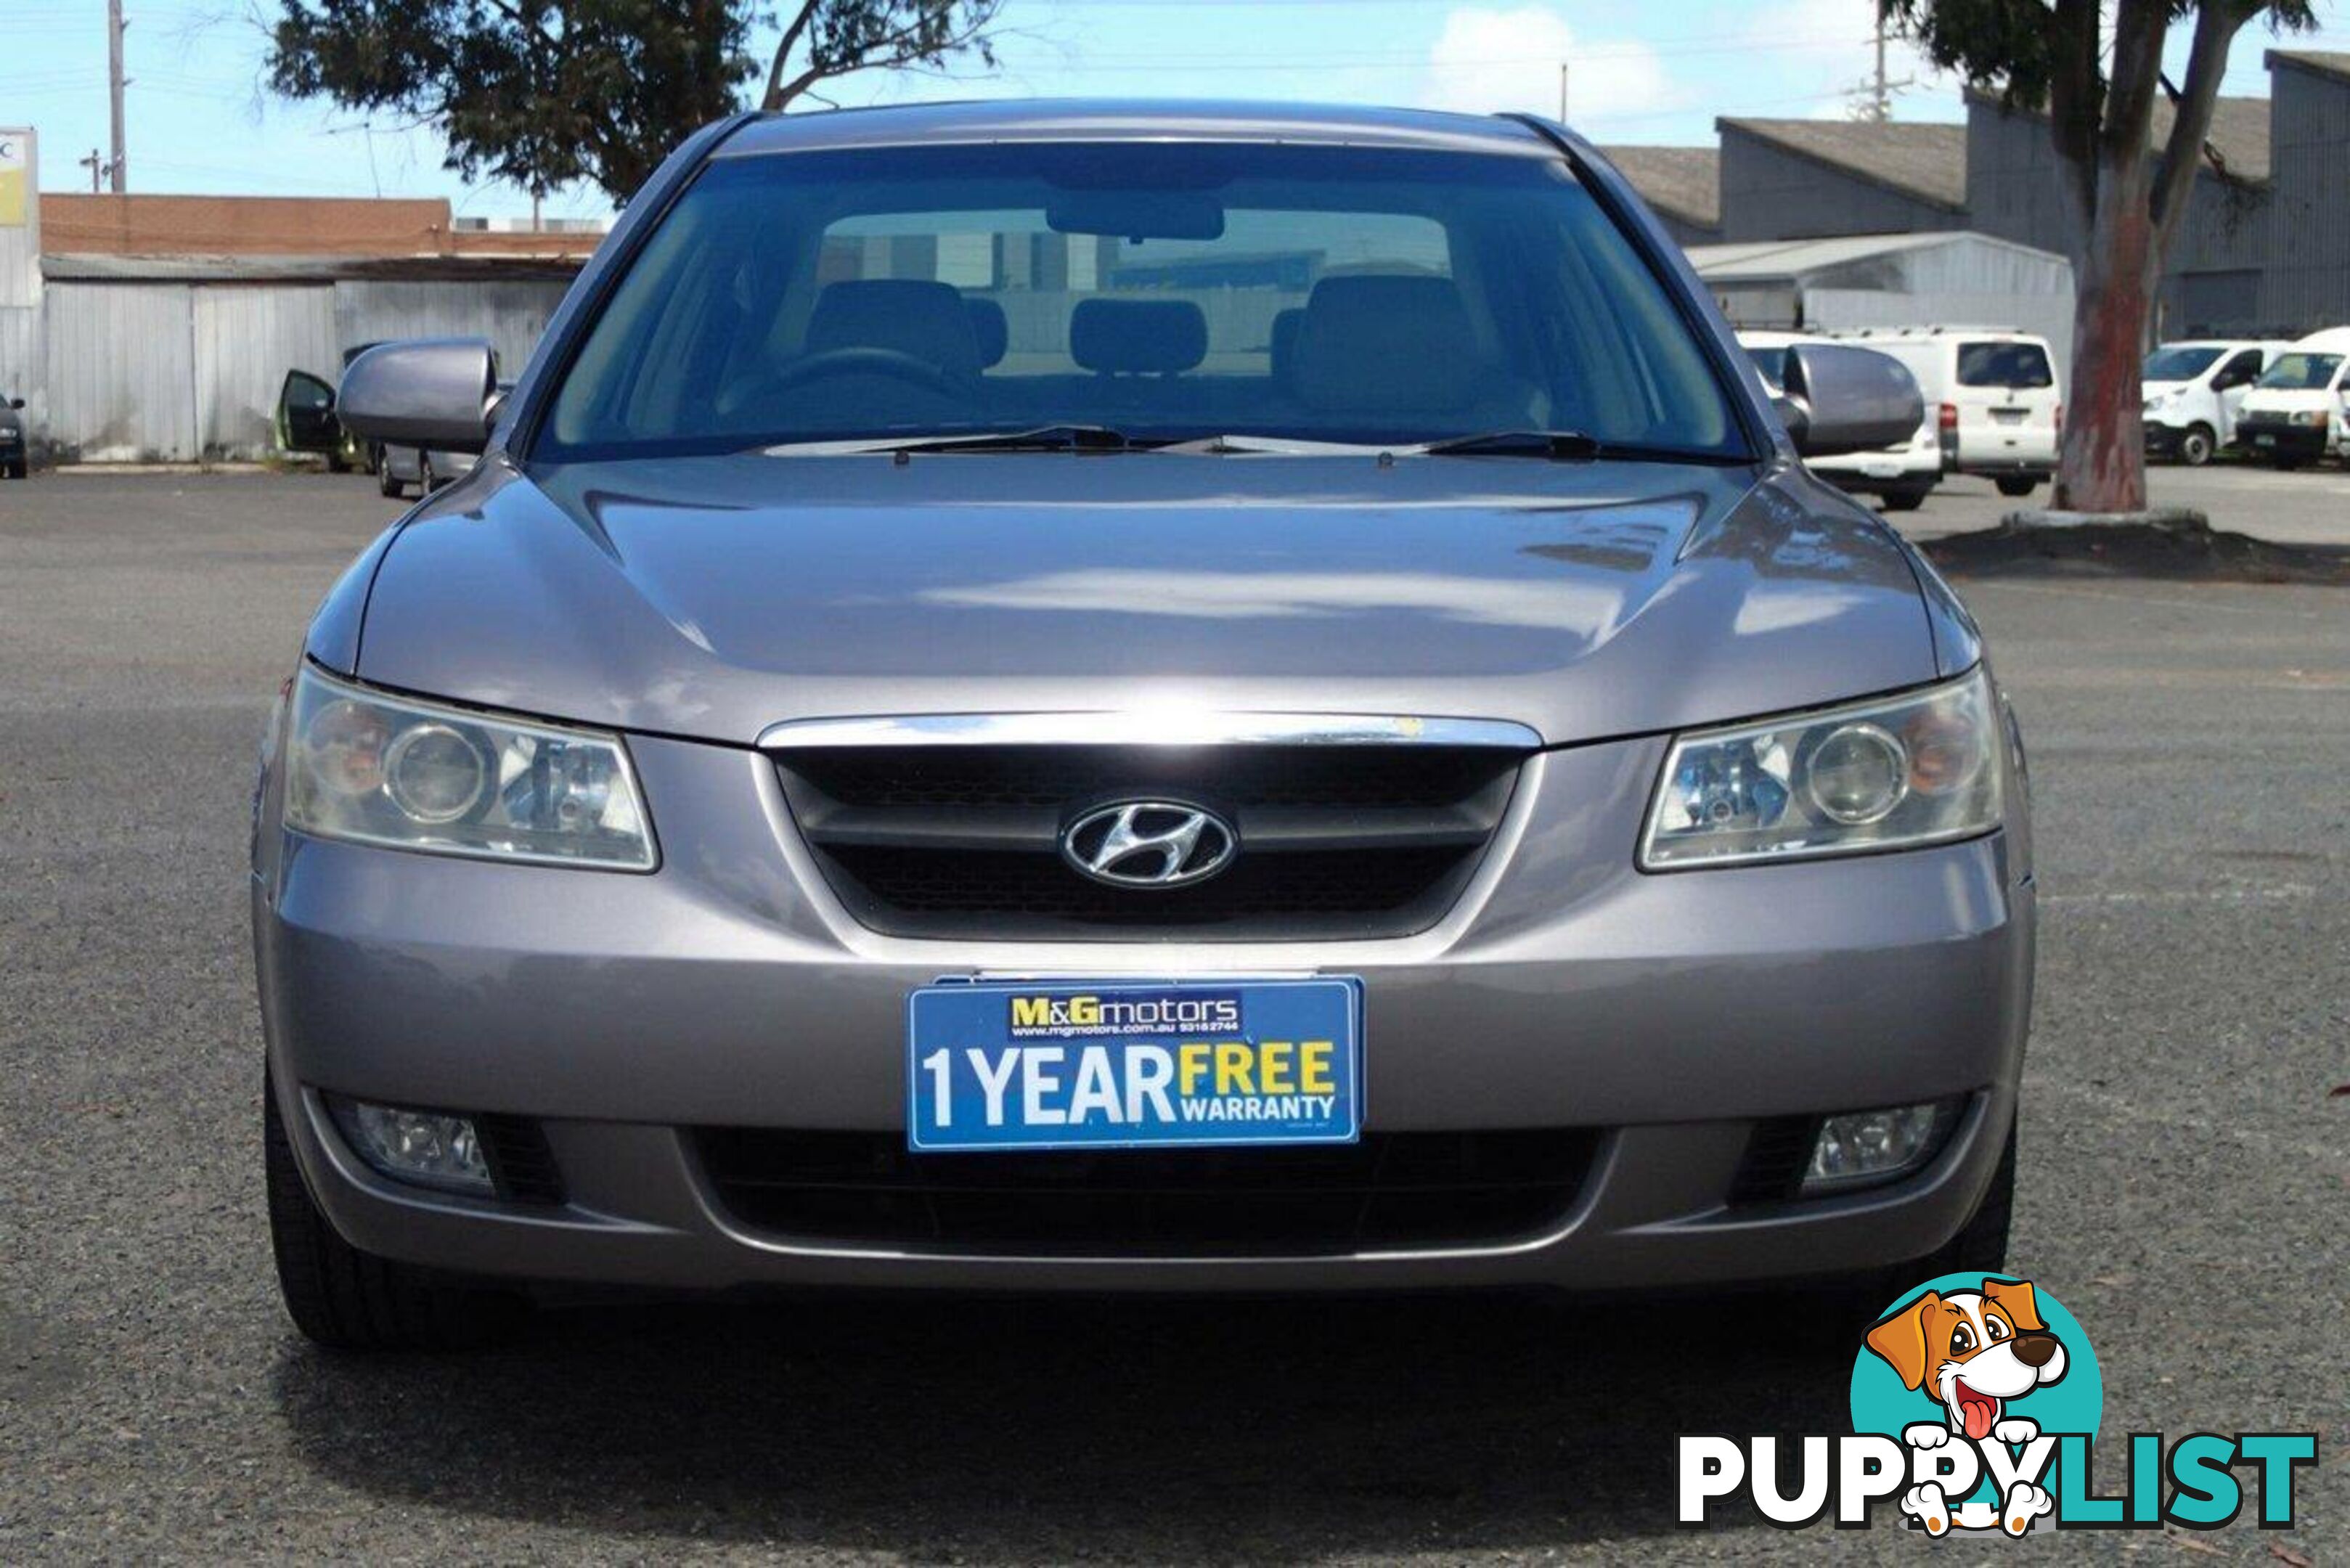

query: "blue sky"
(5, 0), (2344, 221)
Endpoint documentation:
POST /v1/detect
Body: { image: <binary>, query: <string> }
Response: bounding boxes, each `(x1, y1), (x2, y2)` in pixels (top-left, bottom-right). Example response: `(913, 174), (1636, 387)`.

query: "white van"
(2233, 327), (2350, 468)
(2141, 339), (2290, 465)
(1832, 328), (2061, 497)
(1739, 330), (1938, 510)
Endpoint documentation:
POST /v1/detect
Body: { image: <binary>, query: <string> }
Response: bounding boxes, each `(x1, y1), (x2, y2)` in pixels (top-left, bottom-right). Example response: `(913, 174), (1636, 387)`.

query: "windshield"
(1957, 340), (2053, 389)
(540, 142), (1742, 461)
(2143, 345), (2222, 383)
(2256, 352), (2343, 391)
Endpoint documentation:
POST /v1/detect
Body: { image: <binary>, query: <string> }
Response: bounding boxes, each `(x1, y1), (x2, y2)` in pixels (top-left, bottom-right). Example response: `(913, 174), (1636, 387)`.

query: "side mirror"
(1775, 343), (1925, 459)
(6, 397), (22, 411)
(338, 338), (497, 453)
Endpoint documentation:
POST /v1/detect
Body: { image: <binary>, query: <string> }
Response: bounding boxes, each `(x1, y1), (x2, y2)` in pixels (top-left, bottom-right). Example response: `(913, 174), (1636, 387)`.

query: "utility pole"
(1846, 12), (1911, 123)
(80, 148), (106, 194)
(1872, 16), (1889, 122)
(1558, 62), (1570, 124)
(107, 0), (128, 192)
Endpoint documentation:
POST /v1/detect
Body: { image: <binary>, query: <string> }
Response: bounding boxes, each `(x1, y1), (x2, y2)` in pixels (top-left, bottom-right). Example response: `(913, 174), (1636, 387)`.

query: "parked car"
(375, 438), (476, 500)
(276, 366), (372, 474)
(261, 101), (2031, 1349)
(0, 393), (25, 479)
(2141, 339), (2289, 465)
(1741, 330), (1938, 510)
(1833, 327), (2060, 497)
(2232, 327), (2350, 468)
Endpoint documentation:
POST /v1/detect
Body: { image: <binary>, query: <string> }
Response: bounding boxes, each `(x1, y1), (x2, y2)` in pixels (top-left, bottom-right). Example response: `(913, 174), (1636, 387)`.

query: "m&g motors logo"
(1678, 1273), (2318, 1536)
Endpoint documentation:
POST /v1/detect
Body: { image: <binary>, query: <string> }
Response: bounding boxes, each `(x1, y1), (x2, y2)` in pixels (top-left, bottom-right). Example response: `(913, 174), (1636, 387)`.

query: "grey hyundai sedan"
(254, 100), (2031, 1349)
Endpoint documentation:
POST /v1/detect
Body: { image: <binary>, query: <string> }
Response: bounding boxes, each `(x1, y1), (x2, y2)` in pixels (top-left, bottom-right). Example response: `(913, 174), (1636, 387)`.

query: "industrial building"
(1600, 49), (2350, 342)
(0, 131), (597, 464)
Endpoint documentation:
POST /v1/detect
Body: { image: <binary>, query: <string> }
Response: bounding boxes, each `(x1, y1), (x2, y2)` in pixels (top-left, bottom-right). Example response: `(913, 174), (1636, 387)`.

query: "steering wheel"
(767, 347), (965, 398)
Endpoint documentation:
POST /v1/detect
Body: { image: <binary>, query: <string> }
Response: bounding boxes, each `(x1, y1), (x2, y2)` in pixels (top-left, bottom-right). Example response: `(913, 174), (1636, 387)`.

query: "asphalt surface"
(1885, 460), (2350, 547)
(1, 469), (2343, 1561)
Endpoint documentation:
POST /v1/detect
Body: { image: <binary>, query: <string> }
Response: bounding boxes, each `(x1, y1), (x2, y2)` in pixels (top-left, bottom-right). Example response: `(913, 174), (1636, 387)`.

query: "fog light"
(1802, 1101), (1954, 1193)
(328, 1097), (494, 1196)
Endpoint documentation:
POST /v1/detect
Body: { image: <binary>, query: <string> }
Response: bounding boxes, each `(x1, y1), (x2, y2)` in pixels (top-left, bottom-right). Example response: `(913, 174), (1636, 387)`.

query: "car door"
(276, 369), (341, 454)
(2208, 348), (2265, 444)
(1954, 339), (2057, 465)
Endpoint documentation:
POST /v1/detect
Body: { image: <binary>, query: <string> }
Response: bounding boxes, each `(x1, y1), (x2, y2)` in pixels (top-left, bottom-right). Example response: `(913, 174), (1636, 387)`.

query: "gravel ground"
(1, 470), (2342, 1562)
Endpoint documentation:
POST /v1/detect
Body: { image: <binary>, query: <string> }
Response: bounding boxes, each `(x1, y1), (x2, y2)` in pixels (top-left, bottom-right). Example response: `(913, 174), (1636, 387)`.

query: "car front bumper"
(255, 730), (2035, 1295)
(2234, 421), (2330, 460)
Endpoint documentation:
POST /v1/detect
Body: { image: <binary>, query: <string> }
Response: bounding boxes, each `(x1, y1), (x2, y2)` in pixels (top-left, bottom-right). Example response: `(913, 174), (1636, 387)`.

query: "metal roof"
(1596, 145), (1720, 228)
(2265, 49), (2350, 86)
(717, 99), (1559, 159)
(1685, 229), (2065, 283)
(41, 253), (585, 283)
(1964, 89), (2272, 185)
(1714, 118), (1967, 211)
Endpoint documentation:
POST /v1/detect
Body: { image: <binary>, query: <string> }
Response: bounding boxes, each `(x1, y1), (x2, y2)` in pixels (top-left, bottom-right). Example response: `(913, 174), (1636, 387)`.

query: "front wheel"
(1994, 475), (2039, 498)
(264, 1072), (529, 1351)
(2177, 424), (2216, 467)
(378, 464), (406, 500)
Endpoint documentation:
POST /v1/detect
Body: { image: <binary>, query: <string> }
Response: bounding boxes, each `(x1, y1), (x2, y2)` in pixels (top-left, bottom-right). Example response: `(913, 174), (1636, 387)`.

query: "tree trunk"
(2055, 148), (2158, 513)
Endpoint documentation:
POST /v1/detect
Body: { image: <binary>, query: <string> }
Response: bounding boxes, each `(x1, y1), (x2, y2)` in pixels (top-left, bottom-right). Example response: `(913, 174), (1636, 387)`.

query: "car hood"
(346, 453), (1940, 748)
(2242, 388), (2337, 409)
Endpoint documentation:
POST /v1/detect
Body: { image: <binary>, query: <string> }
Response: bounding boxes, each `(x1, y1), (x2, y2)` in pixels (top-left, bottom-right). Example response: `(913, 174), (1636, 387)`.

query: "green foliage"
(266, 1), (1003, 204)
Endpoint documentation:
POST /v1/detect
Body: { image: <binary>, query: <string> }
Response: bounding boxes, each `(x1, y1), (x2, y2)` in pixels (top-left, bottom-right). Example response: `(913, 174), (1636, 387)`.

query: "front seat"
(1290, 275), (1529, 430)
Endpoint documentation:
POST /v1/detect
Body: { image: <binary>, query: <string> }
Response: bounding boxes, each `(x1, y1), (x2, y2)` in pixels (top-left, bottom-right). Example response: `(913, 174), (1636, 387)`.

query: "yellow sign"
(0, 133), (26, 226)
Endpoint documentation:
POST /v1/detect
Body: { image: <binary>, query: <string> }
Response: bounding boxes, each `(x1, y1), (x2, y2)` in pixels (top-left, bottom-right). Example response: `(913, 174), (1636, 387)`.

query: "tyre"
(2, 459), (23, 481)
(2270, 455), (2306, 471)
(2176, 424), (2216, 467)
(1877, 488), (1927, 513)
(419, 452), (438, 492)
(378, 463), (406, 499)
(1994, 475), (2039, 498)
(264, 1071), (529, 1351)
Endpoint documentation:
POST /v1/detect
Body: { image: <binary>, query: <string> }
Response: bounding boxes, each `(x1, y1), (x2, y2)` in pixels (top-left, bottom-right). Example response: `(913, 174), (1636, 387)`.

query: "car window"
(284, 372), (334, 412)
(2256, 352), (2343, 391)
(2214, 350), (2264, 388)
(2143, 345), (2221, 382)
(542, 142), (1742, 460)
(1957, 341), (2054, 389)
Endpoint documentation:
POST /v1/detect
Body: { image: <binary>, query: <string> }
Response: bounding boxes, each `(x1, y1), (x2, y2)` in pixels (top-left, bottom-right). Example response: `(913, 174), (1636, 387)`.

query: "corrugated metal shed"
(2261, 52), (2350, 330)
(1689, 229), (2077, 377)
(21, 253), (580, 461)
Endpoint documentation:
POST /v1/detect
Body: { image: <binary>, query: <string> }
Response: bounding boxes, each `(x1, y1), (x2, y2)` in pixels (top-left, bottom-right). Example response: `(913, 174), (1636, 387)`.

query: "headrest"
(1294, 275), (1480, 414)
(806, 279), (981, 377)
(1071, 298), (1207, 375)
(963, 296), (1008, 369)
(1269, 306), (1305, 393)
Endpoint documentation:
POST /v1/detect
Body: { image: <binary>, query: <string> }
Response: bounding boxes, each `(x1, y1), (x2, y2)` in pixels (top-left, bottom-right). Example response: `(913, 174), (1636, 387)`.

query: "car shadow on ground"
(272, 1289), (1860, 1553)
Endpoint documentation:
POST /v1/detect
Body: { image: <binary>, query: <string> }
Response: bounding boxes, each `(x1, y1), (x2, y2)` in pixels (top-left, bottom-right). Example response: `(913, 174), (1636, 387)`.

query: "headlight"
(1640, 669), (2002, 870)
(283, 665), (656, 870)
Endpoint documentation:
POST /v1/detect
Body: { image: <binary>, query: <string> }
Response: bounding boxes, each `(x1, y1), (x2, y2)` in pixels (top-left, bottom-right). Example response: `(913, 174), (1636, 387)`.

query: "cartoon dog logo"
(1864, 1278), (2069, 1536)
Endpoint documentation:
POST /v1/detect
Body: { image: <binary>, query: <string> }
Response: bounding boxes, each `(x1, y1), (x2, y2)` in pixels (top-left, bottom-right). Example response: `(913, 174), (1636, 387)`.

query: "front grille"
(694, 1128), (1602, 1256)
(772, 743), (1524, 940)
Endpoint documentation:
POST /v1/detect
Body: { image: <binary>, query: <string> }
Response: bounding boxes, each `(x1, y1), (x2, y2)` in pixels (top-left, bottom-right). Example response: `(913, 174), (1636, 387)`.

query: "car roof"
(2283, 327), (2350, 351)
(716, 99), (1561, 161)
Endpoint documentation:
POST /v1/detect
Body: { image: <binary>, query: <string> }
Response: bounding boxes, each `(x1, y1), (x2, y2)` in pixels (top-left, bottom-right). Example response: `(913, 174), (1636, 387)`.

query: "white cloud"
(1419, 7), (1682, 127)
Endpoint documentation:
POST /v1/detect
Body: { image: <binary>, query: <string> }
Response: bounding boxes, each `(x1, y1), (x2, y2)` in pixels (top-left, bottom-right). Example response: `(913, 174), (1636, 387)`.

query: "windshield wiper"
(757, 425), (1159, 457)
(1414, 429), (1750, 465)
